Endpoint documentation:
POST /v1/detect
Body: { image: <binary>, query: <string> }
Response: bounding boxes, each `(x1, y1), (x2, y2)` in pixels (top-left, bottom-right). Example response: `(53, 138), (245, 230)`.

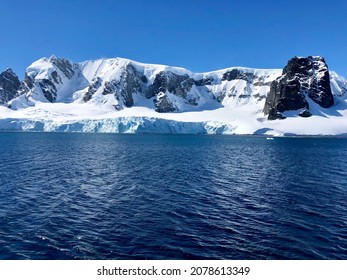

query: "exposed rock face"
(118, 64), (147, 107)
(265, 75), (309, 114)
(222, 69), (255, 82)
(194, 77), (213, 86)
(0, 69), (20, 104)
(154, 93), (176, 112)
(268, 108), (286, 120)
(283, 56), (333, 107)
(50, 57), (75, 79)
(264, 56), (334, 118)
(147, 72), (194, 99)
(147, 71), (196, 112)
(83, 77), (102, 102)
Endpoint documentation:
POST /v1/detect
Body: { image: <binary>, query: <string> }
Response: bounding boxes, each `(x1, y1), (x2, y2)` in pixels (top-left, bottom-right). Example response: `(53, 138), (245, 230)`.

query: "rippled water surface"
(0, 133), (347, 259)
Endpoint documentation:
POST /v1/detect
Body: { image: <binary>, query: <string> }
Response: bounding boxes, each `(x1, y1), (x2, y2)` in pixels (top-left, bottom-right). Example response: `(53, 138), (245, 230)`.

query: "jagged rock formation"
(83, 77), (102, 102)
(222, 68), (255, 82)
(147, 71), (197, 112)
(263, 56), (334, 119)
(154, 92), (176, 112)
(0, 69), (20, 104)
(118, 64), (147, 107)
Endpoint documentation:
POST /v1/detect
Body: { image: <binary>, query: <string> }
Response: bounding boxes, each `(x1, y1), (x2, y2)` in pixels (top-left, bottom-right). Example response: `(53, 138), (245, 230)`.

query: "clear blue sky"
(0, 0), (346, 78)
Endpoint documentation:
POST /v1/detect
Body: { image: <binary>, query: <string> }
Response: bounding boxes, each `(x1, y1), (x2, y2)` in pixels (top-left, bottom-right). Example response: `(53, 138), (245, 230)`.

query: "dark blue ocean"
(0, 133), (346, 260)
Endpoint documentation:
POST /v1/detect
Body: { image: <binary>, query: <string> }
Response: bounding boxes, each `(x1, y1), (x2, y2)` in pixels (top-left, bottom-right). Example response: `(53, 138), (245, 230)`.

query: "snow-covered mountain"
(0, 55), (346, 135)
(7, 55), (280, 112)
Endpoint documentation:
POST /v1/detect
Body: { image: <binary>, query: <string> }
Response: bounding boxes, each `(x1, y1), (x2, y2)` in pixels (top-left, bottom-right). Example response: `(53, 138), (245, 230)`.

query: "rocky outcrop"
(118, 64), (147, 107)
(264, 56), (334, 119)
(264, 75), (309, 114)
(83, 77), (102, 102)
(194, 77), (214, 86)
(222, 69), (255, 82)
(268, 108), (286, 120)
(50, 56), (75, 79)
(146, 71), (196, 112)
(147, 72), (194, 99)
(0, 69), (20, 104)
(154, 93), (176, 112)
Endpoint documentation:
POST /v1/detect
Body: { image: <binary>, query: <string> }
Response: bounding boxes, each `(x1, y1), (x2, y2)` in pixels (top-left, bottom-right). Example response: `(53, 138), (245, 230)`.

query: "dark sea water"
(0, 133), (346, 260)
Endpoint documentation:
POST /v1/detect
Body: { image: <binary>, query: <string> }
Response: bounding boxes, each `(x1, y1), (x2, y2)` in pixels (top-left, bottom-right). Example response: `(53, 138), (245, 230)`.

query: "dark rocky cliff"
(0, 69), (20, 104)
(263, 56), (334, 120)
